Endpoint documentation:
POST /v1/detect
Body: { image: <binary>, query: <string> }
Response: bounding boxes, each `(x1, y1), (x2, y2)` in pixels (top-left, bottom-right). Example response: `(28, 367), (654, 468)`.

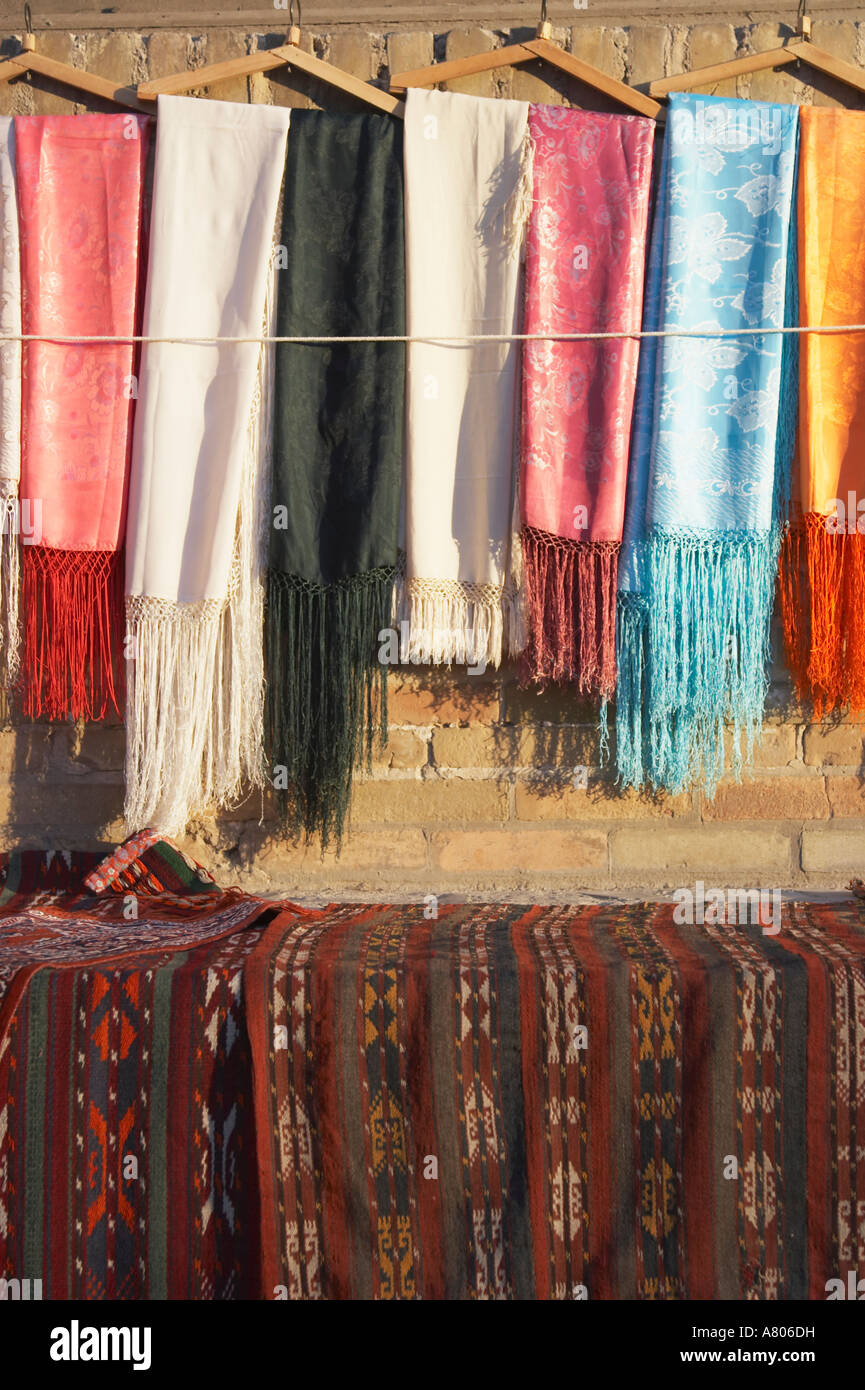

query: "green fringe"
(265, 566), (395, 851)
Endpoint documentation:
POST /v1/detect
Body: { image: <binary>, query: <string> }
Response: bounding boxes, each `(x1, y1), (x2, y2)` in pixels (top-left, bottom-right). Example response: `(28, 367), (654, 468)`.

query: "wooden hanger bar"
(649, 12), (865, 101)
(137, 49), (287, 98)
(138, 28), (404, 116)
(785, 39), (865, 97)
(268, 43), (404, 114)
(649, 47), (798, 97)
(0, 30), (148, 110)
(389, 26), (660, 120)
(389, 41), (539, 93)
(522, 36), (660, 118)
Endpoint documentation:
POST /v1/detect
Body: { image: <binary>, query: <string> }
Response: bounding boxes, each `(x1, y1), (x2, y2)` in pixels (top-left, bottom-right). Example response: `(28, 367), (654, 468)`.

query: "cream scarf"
(125, 95), (290, 833)
(0, 118), (20, 684)
(402, 89), (531, 669)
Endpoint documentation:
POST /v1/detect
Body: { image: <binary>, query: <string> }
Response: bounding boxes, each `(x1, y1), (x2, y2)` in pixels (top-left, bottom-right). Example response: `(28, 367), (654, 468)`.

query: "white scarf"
(125, 95), (290, 833)
(0, 118), (20, 682)
(402, 89), (530, 669)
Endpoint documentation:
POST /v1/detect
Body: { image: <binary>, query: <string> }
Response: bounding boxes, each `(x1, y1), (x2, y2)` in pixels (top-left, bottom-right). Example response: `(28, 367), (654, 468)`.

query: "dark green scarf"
(267, 112), (405, 848)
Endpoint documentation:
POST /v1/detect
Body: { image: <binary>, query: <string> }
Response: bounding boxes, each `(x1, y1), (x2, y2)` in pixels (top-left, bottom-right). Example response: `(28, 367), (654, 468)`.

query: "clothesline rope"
(2, 326), (865, 344)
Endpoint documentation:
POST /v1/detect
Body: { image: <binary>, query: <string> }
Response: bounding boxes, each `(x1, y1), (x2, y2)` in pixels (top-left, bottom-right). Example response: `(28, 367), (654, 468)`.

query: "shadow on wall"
(4, 714), (125, 856)
(0, 656), (612, 847)
(2, 641), (865, 899)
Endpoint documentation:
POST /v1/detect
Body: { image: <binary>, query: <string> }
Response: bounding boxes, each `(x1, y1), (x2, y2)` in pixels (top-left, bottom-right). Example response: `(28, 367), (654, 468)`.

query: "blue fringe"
(615, 592), (650, 789)
(617, 529), (782, 797)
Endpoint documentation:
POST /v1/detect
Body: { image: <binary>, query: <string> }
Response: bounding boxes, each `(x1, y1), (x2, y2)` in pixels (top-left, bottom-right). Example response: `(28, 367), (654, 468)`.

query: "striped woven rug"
(0, 846), (290, 1298)
(246, 901), (865, 1301)
(2, 855), (863, 1299)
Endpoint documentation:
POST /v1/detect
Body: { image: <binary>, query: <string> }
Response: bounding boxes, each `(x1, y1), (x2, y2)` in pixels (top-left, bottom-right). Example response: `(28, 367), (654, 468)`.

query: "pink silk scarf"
(15, 114), (149, 719)
(520, 104), (653, 697)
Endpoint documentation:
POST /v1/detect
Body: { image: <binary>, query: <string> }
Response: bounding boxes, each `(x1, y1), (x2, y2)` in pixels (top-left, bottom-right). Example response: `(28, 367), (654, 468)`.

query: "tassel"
(404, 577), (514, 669)
(21, 545), (124, 720)
(266, 566), (395, 850)
(616, 531), (780, 796)
(615, 591), (649, 789)
(124, 593), (267, 836)
(0, 493), (20, 686)
(520, 526), (618, 697)
(779, 512), (865, 718)
(488, 121), (535, 260)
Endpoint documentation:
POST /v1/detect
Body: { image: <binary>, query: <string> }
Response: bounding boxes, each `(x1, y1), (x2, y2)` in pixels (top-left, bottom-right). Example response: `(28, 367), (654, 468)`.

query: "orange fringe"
(779, 513), (865, 718)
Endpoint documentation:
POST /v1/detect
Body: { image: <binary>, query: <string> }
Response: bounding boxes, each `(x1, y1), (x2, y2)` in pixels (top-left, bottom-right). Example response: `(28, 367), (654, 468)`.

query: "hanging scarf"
(779, 108), (865, 718)
(125, 96), (289, 834)
(15, 114), (149, 720)
(267, 112), (405, 847)
(521, 104), (654, 697)
(0, 119), (21, 687)
(616, 93), (799, 794)
(402, 88), (531, 669)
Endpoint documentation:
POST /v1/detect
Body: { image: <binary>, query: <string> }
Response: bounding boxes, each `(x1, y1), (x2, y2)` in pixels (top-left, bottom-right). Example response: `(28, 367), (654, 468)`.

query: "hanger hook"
(289, 0), (302, 29)
(24, 2), (33, 36)
(795, 0), (811, 40)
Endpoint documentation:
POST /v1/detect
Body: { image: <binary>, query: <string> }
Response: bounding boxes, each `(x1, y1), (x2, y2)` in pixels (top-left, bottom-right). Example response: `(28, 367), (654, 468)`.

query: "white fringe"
(504, 122), (535, 261)
(402, 577), (523, 670)
(124, 248), (278, 835)
(125, 599), (221, 834)
(507, 534), (526, 659)
(0, 494), (19, 684)
(478, 119), (534, 261)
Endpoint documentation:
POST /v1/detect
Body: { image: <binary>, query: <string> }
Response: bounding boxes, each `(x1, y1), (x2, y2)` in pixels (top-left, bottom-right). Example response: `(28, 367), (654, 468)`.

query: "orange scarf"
(780, 108), (865, 716)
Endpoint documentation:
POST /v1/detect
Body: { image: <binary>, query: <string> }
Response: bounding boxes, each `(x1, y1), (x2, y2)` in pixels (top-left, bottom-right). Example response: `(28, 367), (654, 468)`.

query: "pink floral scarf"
(520, 104), (653, 697)
(15, 114), (149, 719)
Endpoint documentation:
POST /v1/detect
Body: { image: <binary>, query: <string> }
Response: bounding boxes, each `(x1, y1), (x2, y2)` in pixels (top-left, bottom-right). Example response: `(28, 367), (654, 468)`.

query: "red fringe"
(520, 525), (619, 698)
(778, 514), (865, 719)
(21, 547), (125, 721)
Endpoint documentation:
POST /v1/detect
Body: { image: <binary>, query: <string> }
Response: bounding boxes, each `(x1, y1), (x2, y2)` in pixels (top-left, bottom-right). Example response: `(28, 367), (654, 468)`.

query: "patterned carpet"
(1, 845), (863, 1299)
(0, 843), (296, 1298)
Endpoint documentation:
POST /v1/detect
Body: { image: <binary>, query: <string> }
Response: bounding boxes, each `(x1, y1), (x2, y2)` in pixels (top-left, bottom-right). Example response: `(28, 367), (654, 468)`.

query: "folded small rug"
(83, 830), (219, 897)
(779, 109), (865, 717)
(15, 114), (149, 720)
(125, 96), (290, 834)
(616, 94), (799, 794)
(402, 88), (530, 669)
(267, 112), (405, 847)
(521, 104), (654, 697)
(0, 119), (21, 686)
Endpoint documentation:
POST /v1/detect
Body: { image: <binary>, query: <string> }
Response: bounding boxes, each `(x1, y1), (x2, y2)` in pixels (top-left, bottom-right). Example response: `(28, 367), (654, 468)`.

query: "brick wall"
(6, 656), (865, 898)
(3, 17), (865, 898)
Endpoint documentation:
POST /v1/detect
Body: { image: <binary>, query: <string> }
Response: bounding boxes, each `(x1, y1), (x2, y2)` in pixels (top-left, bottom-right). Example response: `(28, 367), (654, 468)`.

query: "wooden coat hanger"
(0, 5), (149, 112)
(649, 10), (865, 101)
(137, 0), (403, 117)
(389, 1), (661, 121)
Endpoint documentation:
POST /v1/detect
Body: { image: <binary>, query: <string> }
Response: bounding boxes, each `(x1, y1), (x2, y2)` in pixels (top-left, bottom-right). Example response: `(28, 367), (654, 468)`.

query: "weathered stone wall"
(1, 18), (864, 114)
(3, 17), (865, 899)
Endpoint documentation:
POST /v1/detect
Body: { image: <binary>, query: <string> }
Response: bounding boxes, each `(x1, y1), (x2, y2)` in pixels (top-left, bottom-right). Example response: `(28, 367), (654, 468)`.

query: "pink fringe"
(520, 526), (619, 698)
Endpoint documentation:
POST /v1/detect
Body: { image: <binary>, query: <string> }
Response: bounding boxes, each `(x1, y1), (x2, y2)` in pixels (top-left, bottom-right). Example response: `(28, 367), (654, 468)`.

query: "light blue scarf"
(615, 93), (799, 794)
